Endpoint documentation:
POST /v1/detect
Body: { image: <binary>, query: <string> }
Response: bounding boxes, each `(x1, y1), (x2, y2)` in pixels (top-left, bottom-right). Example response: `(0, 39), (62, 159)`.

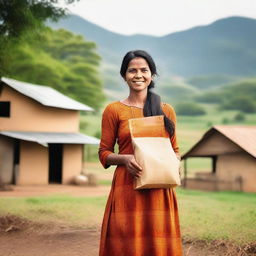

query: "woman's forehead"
(128, 57), (149, 68)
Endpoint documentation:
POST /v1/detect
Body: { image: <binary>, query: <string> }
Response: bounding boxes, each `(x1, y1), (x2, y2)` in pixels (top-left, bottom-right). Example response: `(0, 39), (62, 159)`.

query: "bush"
(175, 102), (206, 116)
(220, 96), (256, 113)
(233, 112), (246, 122)
(222, 117), (229, 124)
(195, 91), (223, 103)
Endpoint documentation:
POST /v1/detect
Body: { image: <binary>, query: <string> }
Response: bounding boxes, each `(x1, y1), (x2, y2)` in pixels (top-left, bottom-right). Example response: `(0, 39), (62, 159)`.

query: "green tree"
(7, 28), (104, 110)
(175, 102), (206, 116)
(233, 112), (246, 122)
(0, 0), (78, 76)
(221, 96), (256, 113)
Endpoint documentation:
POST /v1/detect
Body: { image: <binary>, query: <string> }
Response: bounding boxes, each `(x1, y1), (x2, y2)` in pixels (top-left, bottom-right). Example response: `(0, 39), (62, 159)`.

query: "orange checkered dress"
(98, 101), (182, 256)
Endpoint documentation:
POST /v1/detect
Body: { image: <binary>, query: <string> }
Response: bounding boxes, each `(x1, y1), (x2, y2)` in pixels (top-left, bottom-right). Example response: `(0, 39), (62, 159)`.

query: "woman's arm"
(106, 153), (142, 178)
(98, 103), (142, 177)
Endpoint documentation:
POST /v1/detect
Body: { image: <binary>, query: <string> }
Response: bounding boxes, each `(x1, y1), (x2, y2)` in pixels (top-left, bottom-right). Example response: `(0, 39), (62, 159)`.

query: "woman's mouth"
(133, 81), (144, 84)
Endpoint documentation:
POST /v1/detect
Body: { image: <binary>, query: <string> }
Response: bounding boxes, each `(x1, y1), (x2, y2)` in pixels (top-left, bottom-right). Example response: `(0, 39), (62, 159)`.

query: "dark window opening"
(0, 101), (10, 117)
(48, 144), (63, 184)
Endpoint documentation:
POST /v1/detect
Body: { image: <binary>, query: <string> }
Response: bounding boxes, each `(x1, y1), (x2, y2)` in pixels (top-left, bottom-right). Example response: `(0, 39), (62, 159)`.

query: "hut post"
(183, 158), (187, 188)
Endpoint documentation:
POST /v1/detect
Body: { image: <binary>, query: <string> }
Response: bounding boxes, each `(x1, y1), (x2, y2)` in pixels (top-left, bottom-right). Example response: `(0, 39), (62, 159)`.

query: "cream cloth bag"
(129, 115), (181, 189)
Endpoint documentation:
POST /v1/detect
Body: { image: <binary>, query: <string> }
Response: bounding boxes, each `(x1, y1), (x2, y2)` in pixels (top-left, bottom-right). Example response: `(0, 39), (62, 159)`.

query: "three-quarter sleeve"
(163, 103), (180, 154)
(98, 103), (119, 168)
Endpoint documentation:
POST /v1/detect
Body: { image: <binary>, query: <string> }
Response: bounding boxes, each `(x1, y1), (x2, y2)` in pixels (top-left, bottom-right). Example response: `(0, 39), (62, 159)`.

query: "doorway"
(48, 144), (63, 184)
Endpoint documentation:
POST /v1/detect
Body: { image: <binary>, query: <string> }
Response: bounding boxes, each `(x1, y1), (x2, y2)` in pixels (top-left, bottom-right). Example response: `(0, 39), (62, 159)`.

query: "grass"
(0, 195), (106, 228)
(177, 189), (256, 244)
(1, 189), (255, 244)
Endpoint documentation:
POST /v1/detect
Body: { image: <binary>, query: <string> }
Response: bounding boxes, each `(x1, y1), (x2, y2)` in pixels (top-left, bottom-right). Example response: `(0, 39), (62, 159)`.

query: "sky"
(65, 0), (256, 36)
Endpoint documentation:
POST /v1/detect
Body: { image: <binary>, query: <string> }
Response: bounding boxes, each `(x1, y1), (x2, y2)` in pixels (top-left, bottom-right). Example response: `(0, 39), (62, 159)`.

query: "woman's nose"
(135, 71), (142, 78)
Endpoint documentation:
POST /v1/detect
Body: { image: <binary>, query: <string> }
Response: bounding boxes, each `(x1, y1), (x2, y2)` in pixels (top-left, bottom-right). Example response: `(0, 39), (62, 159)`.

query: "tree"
(233, 112), (246, 122)
(7, 28), (104, 110)
(175, 102), (206, 116)
(0, 0), (78, 76)
(0, 0), (78, 38)
(220, 96), (256, 113)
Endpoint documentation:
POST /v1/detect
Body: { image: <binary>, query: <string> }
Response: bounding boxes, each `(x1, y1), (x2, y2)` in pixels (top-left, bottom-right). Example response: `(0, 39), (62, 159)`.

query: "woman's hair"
(120, 50), (175, 137)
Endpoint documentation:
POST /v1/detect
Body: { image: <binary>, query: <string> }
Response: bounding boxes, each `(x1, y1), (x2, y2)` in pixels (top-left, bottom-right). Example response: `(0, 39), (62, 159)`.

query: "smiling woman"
(98, 50), (182, 255)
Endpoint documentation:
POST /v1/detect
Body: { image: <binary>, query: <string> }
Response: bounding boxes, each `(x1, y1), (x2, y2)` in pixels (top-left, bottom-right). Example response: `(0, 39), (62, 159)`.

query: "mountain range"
(51, 15), (256, 76)
(50, 15), (256, 100)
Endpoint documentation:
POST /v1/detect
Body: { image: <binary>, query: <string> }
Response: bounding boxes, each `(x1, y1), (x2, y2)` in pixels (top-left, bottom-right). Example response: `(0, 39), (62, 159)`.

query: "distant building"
(182, 125), (256, 192)
(0, 77), (99, 185)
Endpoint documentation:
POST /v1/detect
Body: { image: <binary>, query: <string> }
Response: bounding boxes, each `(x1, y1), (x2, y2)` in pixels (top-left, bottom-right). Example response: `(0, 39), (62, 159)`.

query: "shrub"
(220, 96), (256, 113)
(195, 91), (223, 103)
(222, 117), (229, 124)
(233, 112), (246, 122)
(175, 102), (206, 116)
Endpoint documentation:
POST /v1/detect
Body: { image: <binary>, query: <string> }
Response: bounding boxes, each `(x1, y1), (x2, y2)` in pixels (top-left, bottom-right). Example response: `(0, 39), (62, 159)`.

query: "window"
(0, 101), (10, 117)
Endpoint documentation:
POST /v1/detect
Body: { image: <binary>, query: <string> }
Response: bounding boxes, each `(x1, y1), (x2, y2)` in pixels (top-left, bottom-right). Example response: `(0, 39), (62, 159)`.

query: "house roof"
(182, 125), (256, 159)
(0, 131), (100, 146)
(1, 77), (93, 111)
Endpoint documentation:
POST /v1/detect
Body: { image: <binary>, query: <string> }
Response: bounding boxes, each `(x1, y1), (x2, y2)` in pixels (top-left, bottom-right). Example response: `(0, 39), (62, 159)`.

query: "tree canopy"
(0, 0), (104, 110)
(7, 28), (104, 110)
(0, 0), (77, 38)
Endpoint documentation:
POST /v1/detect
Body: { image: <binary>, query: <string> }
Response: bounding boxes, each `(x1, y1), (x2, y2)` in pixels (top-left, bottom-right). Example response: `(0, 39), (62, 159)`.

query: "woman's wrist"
(106, 153), (131, 166)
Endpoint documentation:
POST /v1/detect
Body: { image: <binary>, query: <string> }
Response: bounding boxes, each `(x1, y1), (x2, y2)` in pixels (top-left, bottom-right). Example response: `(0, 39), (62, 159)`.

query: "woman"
(98, 50), (182, 256)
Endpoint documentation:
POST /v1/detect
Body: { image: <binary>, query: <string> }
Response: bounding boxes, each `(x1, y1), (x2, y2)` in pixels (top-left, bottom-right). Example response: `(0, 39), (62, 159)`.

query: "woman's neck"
(127, 91), (147, 108)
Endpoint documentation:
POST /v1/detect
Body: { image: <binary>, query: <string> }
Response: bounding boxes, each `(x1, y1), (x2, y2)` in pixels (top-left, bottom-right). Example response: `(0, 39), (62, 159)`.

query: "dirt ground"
(0, 185), (255, 256)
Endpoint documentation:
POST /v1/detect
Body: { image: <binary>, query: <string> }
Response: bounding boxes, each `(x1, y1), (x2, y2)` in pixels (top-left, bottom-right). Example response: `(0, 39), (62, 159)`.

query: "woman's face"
(125, 57), (152, 93)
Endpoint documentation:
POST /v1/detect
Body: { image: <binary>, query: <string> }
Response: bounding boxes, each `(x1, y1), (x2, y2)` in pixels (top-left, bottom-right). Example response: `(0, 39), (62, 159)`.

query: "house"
(0, 77), (99, 185)
(182, 125), (256, 192)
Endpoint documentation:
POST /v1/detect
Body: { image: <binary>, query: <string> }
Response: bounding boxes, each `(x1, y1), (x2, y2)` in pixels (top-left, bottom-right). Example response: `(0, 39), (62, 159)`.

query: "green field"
(0, 189), (255, 245)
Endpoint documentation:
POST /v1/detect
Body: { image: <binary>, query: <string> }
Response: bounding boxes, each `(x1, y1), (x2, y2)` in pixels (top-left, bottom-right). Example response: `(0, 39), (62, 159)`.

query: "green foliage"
(218, 80), (256, 113)
(233, 112), (246, 122)
(175, 102), (206, 116)
(0, 0), (78, 78)
(5, 28), (104, 110)
(196, 79), (256, 113)
(221, 96), (256, 113)
(187, 74), (236, 89)
(158, 79), (199, 104)
(0, 0), (78, 39)
(195, 91), (223, 103)
(222, 117), (230, 124)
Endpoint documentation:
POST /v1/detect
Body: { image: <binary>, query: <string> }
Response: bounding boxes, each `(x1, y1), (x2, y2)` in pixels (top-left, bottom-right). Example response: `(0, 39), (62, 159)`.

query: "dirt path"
(0, 184), (111, 197)
(0, 227), (219, 256)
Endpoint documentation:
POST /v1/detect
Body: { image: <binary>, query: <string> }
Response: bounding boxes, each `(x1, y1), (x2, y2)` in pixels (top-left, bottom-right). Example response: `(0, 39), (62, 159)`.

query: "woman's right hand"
(123, 155), (142, 178)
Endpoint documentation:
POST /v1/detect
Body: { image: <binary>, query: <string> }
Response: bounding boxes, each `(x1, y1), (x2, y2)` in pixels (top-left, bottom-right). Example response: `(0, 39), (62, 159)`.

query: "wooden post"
(183, 158), (187, 188)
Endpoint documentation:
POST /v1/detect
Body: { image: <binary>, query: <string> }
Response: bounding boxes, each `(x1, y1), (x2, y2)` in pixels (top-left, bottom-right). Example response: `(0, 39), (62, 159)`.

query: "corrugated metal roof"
(182, 125), (256, 159)
(0, 131), (100, 146)
(1, 77), (93, 111)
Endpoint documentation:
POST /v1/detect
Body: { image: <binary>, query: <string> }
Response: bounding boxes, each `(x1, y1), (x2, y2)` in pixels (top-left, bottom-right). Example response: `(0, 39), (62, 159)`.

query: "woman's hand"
(123, 155), (142, 178)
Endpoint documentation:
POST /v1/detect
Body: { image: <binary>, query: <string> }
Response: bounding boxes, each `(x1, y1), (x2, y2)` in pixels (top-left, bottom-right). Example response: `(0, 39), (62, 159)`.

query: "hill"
(51, 15), (256, 78)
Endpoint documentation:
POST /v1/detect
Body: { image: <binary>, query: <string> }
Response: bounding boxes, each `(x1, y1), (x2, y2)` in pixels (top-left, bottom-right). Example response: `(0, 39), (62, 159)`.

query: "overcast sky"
(66, 0), (256, 36)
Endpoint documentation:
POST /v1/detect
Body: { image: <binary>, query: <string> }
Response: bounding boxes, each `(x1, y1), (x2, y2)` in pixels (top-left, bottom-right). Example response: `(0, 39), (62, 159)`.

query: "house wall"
(189, 132), (242, 156)
(18, 141), (48, 185)
(217, 153), (256, 192)
(0, 135), (14, 184)
(0, 86), (79, 132)
(62, 144), (83, 184)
